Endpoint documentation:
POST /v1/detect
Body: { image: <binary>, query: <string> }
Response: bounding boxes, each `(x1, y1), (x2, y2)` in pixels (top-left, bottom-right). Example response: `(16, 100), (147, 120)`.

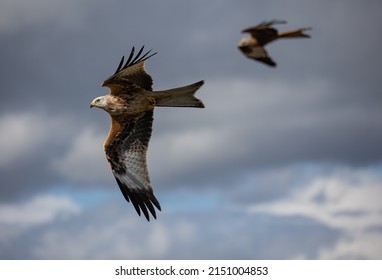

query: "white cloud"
(147, 223), (170, 256)
(250, 168), (382, 230)
(319, 231), (382, 259)
(31, 217), (136, 259)
(0, 114), (45, 167)
(0, 110), (110, 185)
(51, 128), (110, 184)
(149, 127), (233, 181)
(0, 113), (69, 168)
(0, 195), (80, 226)
(31, 213), (182, 259)
(249, 166), (382, 259)
(0, 194), (80, 242)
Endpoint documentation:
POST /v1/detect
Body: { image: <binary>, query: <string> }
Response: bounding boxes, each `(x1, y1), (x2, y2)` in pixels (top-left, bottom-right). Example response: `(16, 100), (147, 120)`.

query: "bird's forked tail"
(154, 80), (205, 108)
(278, 27), (311, 39)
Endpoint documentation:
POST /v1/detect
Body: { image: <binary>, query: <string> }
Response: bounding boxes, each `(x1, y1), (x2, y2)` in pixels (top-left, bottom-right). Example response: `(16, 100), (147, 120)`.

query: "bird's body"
(97, 93), (154, 117)
(238, 20), (311, 67)
(91, 46), (204, 221)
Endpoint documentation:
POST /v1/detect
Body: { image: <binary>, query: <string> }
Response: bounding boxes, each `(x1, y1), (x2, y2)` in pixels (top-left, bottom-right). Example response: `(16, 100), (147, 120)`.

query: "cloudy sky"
(1, 0), (382, 259)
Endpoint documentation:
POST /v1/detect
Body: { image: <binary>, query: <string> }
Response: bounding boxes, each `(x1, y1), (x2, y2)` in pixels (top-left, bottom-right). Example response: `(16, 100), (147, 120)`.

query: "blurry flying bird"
(90, 46), (204, 221)
(238, 20), (311, 67)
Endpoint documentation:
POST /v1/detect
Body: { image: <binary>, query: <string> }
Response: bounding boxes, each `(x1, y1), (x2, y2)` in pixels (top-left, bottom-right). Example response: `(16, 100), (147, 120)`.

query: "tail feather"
(278, 27), (311, 38)
(154, 80), (205, 108)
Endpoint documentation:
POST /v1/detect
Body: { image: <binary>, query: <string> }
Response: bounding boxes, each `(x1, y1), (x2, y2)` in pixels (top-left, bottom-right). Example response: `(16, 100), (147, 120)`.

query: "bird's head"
(90, 96), (108, 109)
(237, 37), (253, 53)
(237, 37), (249, 48)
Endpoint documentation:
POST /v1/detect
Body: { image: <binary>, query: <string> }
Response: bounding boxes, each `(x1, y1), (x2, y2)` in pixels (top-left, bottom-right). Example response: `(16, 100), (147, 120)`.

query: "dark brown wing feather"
(242, 19), (287, 45)
(102, 46), (157, 94)
(253, 56), (277, 67)
(238, 44), (277, 67)
(105, 110), (161, 221)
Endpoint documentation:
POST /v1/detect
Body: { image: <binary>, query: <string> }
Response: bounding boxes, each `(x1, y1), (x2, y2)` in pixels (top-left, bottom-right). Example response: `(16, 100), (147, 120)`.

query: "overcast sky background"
(1, 0), (382, 259)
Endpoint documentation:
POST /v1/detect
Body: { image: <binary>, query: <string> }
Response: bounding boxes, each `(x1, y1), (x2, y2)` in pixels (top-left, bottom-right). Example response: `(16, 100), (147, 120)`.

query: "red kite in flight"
(91, 46), (204, 221)
(238, 20), (311, 67)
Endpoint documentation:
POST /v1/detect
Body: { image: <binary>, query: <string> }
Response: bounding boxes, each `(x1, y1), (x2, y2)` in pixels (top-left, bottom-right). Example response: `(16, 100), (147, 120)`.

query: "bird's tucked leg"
(147, 96), (156, 109)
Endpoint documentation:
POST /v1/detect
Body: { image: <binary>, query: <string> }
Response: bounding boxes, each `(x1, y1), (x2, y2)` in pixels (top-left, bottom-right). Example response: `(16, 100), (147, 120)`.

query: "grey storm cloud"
(1, 0), (382, 259)
(1, 0), (381, 195)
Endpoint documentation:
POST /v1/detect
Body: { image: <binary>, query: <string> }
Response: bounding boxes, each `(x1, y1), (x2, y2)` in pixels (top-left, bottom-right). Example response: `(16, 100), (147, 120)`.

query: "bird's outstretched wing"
(238, 43), (277, 67)
(102, 46), (157, 94)
(104, 110), (161, 221)
(252, 55), (277, 67)
(242, 19), (287, 45)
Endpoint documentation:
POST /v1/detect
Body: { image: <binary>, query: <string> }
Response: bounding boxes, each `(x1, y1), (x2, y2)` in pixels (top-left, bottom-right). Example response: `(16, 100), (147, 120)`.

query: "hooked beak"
(90, 101), (95, 108)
